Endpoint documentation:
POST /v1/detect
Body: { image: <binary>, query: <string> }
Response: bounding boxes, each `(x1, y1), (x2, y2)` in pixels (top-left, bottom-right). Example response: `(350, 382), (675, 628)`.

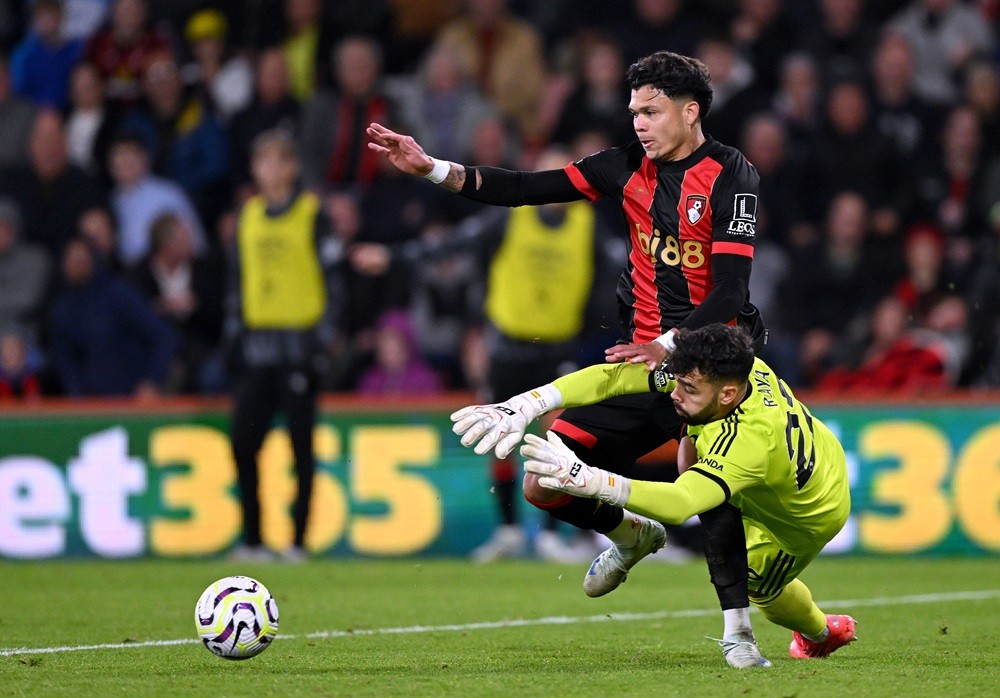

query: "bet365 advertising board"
(0, 399), (997, 558)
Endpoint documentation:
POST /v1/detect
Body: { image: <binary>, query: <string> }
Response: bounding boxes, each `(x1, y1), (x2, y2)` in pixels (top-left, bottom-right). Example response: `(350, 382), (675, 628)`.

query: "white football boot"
(582, 518), (667, 597)
(712, 632), (773, 669)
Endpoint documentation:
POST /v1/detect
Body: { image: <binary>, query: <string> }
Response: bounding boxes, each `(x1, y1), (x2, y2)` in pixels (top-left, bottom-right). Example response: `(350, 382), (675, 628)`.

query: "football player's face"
(670, 370), (723, 426)
(629, 85), (696, 161)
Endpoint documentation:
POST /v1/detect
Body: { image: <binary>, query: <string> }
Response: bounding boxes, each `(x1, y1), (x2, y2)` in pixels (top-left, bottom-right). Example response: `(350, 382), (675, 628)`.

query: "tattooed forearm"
(441, 164), (467, 192)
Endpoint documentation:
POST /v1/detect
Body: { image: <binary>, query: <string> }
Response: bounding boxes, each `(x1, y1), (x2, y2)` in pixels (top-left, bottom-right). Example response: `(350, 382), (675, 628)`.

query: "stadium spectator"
(227, 128), (345, 562)
(729, 0), (799, 94)
(121, 51), (230, 226)
(84, 0), (169, 107)
(870, 30), (940, 159)
(0, 323), (42, 400)
(432, 0), (546, 141)
(0, 109), (106, 258)
(65, 61), (121, 179)
(797, 0), (879, 83)
(551, 36), (634, 147)
(818, 293), (971, 393)
(779, 191), (899, 384)
(300, 35), (394, 190)
(890, 0), (996, 105)
(281, 0), (327, 101)
(49, 236), (177, 397)
(797, 79), (909, 236)
(829, 295), (912, 379)
(737, 113), (800, 376)
(468, 115), (520, 170)
(128, 212), (223, 392)
(771, 52), (821, 160)
(892, 223), (954, 322)
(61, 0), (113, 42)
(0, 55), (36, 174)
(362, 147), (444, 245)
(963, 57), (1000, 157)
(0, 198), (51, 337)
(181, 8), (252, 123)
(966, 211), (1000, 385)
(228, 48), (301, 190)
(321, 188), (407, 389)
(387, 43), (498, 164)
(76, 204), (122, 271)
(9, 0), (84, 110)
(107, 132), (206, 266)
(696, 34), (769, 148)
(356, 309), (443, 396)
(740, 112), (801, 249)
(611, 0), (705, 64)
(913, 105), (988, 240)
(404, 222), (483, 389)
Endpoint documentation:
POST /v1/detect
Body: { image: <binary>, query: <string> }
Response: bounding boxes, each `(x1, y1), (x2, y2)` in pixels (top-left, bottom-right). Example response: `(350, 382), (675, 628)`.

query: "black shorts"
(551, 391), (683, 477)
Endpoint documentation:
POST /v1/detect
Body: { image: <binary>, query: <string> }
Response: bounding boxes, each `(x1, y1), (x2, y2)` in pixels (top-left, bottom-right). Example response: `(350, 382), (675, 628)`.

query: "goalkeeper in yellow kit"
(453, 323), (857, 664)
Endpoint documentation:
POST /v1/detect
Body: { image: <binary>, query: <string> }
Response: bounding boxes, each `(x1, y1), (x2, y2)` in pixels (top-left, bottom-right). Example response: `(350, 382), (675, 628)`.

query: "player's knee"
(522, 472), (564, 505)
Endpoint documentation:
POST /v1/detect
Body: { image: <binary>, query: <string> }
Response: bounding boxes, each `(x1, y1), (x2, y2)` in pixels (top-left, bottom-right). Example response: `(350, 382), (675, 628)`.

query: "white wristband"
(595, 469), (632, 508)
(653, 330), (677, 353)
(423, 158), (450, 184)
(524, 383), (562, 414)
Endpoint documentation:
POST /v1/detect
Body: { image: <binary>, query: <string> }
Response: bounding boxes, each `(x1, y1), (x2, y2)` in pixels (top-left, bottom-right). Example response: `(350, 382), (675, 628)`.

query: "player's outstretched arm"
(452, 362), (672, 458)
(552, 361), (675, 404)
(523, 431), (727, 525)
(366, 122), (468, 192)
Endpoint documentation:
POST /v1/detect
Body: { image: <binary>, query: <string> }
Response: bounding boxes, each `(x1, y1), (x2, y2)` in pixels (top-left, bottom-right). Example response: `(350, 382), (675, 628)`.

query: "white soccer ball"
(195, 575), (279, 660)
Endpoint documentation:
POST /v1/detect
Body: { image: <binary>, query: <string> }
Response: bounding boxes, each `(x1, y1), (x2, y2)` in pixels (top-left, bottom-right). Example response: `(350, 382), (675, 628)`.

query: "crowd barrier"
(1, 393), (997, 558)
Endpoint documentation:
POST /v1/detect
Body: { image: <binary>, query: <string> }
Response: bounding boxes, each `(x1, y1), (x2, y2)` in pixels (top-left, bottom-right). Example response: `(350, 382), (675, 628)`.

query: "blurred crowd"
(1, 0), (1000, 401)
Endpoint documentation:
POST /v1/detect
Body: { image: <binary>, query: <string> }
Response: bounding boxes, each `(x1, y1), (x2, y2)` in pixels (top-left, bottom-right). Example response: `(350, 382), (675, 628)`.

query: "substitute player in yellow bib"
(455, 323), (856, 665)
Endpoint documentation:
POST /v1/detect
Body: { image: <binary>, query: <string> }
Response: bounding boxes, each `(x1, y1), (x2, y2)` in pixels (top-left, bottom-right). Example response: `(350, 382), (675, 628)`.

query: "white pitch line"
(1, 589), (996, 658)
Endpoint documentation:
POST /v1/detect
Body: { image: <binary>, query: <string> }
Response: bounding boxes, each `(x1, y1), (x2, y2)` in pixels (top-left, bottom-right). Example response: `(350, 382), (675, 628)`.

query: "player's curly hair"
(668, 324), (754, 385)
(625, 51), (713, 119)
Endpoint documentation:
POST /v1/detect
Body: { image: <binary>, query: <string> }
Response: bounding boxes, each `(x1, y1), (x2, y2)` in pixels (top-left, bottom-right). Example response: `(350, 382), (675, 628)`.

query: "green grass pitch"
(1, 557), (997, 697)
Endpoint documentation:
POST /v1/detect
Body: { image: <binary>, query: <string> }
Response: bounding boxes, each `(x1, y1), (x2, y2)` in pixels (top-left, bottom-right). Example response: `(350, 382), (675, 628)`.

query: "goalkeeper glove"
(450, 384), (561, 458)
(521, 432), (631, 507)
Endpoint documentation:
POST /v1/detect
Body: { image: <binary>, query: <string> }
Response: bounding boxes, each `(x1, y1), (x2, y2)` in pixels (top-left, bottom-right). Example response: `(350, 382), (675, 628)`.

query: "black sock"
(545, 498), (624, 534)
(699, 503), (750, 610)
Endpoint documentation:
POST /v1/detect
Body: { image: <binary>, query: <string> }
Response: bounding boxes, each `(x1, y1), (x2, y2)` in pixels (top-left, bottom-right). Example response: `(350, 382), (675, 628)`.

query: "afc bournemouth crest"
(686, 195), (706, 224)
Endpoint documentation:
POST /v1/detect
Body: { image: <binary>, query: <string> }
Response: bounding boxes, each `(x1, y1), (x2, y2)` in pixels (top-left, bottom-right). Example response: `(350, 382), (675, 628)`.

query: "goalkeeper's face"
(670, 370), (726, 426)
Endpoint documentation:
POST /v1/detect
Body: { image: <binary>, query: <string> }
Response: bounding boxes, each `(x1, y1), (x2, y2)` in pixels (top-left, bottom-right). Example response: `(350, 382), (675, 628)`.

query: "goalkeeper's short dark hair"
(668, 324), (754, 386)
(625, 51), (713, 119)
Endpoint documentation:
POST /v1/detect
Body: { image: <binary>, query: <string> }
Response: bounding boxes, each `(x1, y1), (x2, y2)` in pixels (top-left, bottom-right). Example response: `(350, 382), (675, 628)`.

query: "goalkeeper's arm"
(452, 362), (671, 458)
(624, 472), (728, 525)
(552, 362), (675, 408)
(522, 433), (727, 524)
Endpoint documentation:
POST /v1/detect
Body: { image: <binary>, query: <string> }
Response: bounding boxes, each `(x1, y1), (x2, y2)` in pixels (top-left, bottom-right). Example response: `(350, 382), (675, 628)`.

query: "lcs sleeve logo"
(733, 193), (757, 222)
(727, 193), (757, 238)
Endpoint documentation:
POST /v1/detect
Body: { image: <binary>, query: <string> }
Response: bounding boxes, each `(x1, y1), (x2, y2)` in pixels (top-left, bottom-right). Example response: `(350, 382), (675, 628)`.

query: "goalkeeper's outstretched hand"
(451, 387), (557, 458)
(521, 432), (631, 507)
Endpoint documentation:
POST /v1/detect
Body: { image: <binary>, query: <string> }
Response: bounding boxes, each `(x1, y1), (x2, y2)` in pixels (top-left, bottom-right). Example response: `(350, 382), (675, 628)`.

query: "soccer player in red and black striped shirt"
(369, 51), (768, 668)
